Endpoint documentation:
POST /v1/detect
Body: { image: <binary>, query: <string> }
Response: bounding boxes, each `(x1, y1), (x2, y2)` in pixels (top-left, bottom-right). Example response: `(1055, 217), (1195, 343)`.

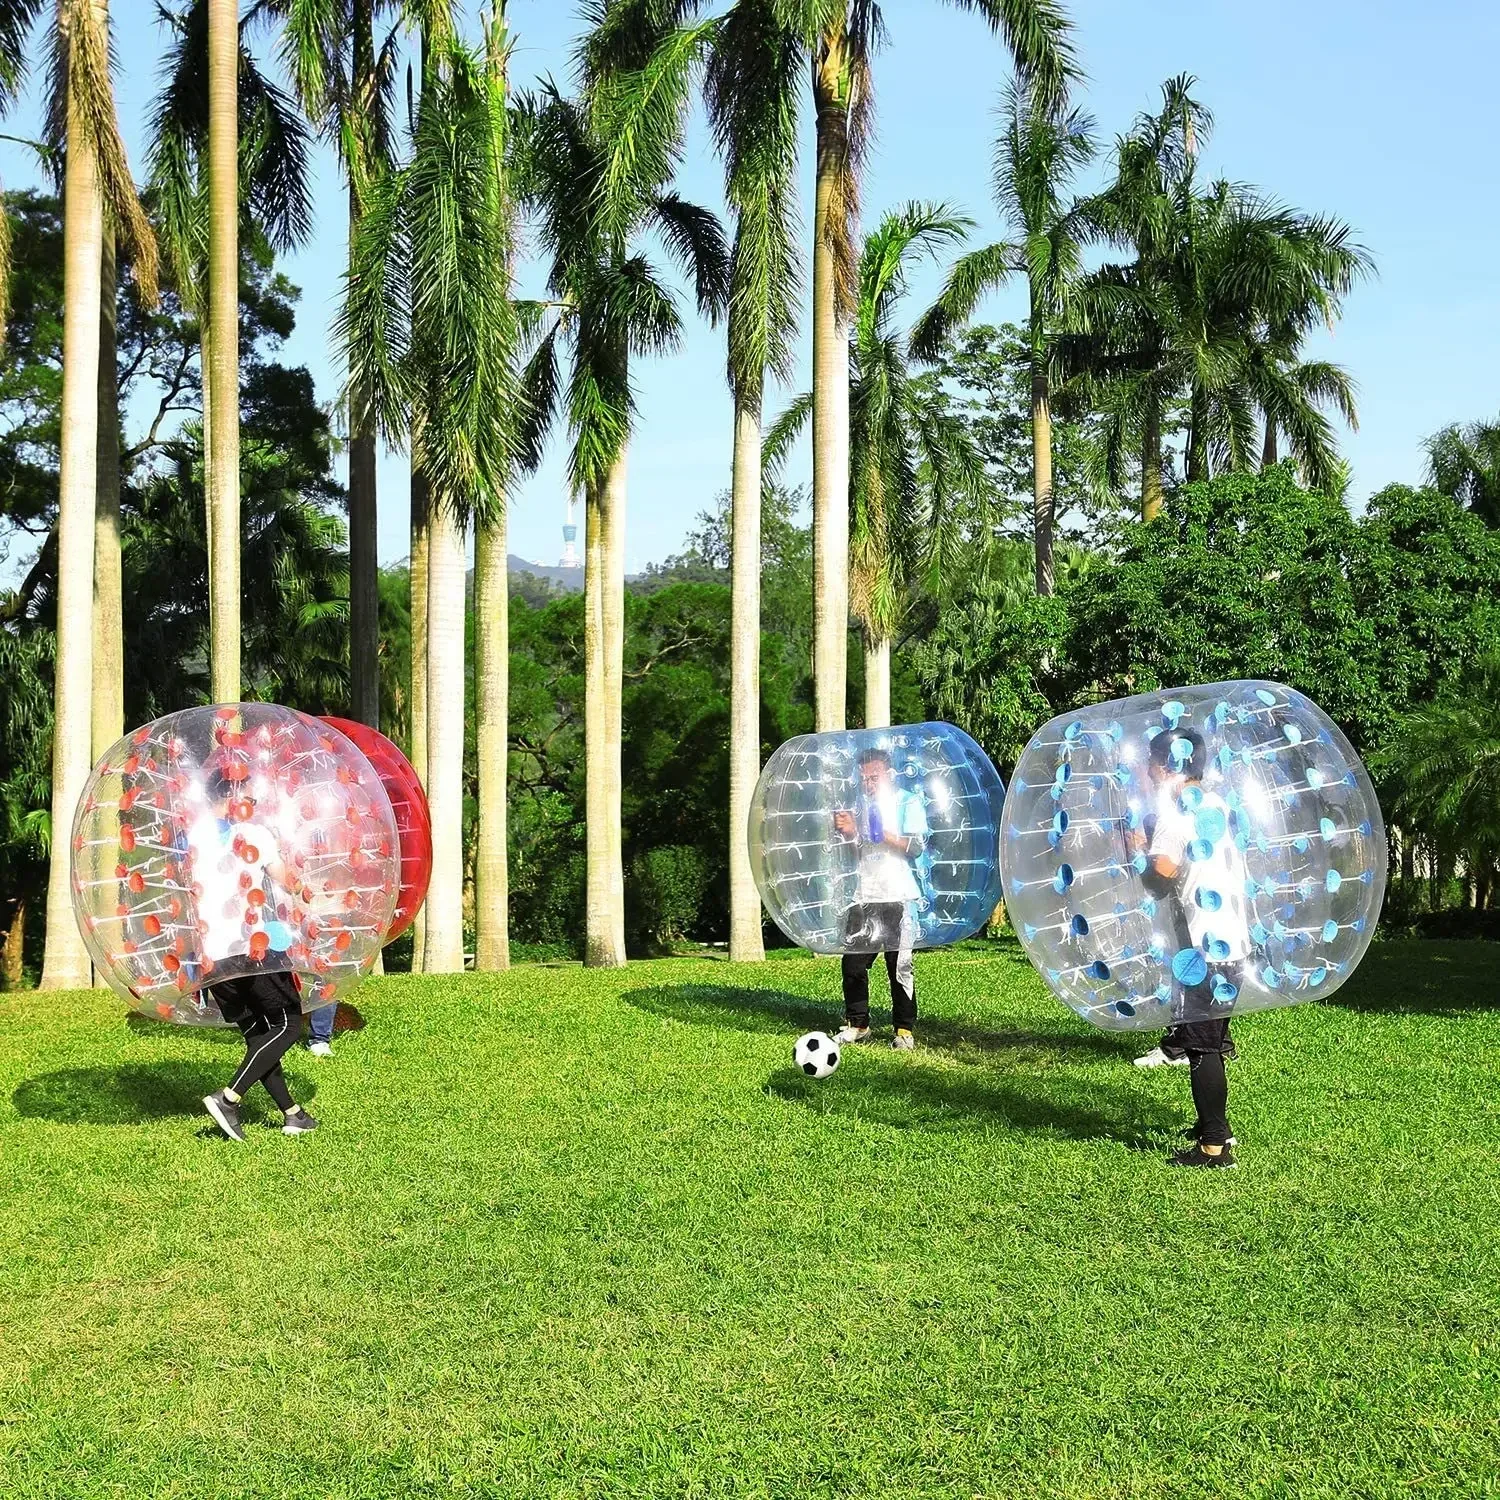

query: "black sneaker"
(204, 1091), (245, 1142)
(1169, 1143), (1237, 1169)
(1182, 1124), (1238, 1146)
(282, 1108), (320, 1136)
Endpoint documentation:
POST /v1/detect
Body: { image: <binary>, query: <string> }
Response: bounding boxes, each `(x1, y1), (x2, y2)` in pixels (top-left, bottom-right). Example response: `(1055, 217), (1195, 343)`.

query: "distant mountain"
(507, 553), (645, 592)
(508, 554), (583, 592)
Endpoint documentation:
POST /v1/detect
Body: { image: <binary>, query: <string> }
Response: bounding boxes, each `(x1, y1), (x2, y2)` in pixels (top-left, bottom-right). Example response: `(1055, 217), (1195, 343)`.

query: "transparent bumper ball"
(1002, 682), (1387, 1031)
(320, 716), (431, 943)
(70, 704), (401, 1025)
(748, 723), (1006, 955)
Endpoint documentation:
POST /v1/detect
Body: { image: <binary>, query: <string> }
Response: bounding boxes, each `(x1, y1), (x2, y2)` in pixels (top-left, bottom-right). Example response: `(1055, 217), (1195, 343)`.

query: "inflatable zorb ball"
(70, 704), (401, 1025)
(1003, 682), (1387, 1031)
(749, 723), (1005, 954)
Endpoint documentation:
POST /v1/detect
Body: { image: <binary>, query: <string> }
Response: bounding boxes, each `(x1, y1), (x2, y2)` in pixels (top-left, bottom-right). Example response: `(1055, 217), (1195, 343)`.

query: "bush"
(628, 844), (710, 954)
(1412, 907), (1500, 942)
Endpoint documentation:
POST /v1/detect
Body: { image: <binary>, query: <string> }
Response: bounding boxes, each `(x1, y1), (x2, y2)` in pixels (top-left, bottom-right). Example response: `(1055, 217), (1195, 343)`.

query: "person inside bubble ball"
(184, 767), (320, 1143)
(832, 748), (929, 1051)
(1127, 725), (1251, 1169)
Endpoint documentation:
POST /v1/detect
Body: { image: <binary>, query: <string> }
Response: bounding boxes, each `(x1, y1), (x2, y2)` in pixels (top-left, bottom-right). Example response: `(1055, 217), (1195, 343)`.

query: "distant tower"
(559, 494), (580, 568)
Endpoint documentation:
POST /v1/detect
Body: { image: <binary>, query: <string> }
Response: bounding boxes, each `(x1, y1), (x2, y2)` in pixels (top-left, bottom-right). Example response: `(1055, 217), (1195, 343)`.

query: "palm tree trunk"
(41, 1), (104, 990)
(1, 897), (24, 991)
(1261, 418), (1278, 469)
(603, 447), (628, 963)
(1031, 361), (1055, 597)
(583, 478), (622, 967)
(1185, 387), (1208, 485)
(200, 316), (213, 600)
(863, 633), (891, 729)
(423, 496), (467, 972)
(1141, 392), (1163, 522)
(728, 395), (764, 962)
(207, 0), (239, 703)
(409, 462), (430, 970)
(811, 34), (851, 732)
(474, 504), (509, 970)
(92, 220), (122, 761)
(348, 0), (379, 729)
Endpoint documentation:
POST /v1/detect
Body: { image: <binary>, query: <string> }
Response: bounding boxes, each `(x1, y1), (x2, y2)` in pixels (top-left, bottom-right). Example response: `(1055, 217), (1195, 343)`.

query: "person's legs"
(1187, 1050), (1231, 1146)
(227, 1002), (302, 1101)
(884, 948), (916, 1033)
(308, 1002), (336, 1048)
(841, 951), (878, 1029)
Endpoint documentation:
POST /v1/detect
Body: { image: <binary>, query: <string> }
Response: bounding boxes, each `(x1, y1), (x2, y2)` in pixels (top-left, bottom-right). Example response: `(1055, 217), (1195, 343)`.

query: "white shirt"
(854, 788), (929, 904)
(186, 813), (279, 962)
(1147, 784), (1252, 962)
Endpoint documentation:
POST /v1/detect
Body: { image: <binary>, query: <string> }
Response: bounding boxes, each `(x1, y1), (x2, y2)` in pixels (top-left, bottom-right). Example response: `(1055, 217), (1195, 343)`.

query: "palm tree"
(704, 0), (802, 960)
(273, 0), (400, 730)
(39, 0), (156, 989)
(1081, 79), (1370, 513)
(149, 0), (312, 702)
(1425, 416), (1500, 527)
(768, 202), (986, 728)
(588, 0), (1074, 729)
(517, 76), (728, 966)
(473, 4), (514, 972)
(1377, 657), (1500, 910)
(207, 0), (238, 701)
(913, 80), (1095, 596)
(343, 16), (519, 973)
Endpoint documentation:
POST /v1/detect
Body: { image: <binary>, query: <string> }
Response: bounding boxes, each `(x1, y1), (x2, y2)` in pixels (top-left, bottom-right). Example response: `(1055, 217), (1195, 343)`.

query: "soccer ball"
(793, 1031), (840, 1079)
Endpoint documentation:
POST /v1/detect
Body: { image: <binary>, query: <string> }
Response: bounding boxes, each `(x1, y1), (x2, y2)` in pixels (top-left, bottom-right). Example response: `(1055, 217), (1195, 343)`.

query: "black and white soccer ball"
(793, 1030), (840, 1079)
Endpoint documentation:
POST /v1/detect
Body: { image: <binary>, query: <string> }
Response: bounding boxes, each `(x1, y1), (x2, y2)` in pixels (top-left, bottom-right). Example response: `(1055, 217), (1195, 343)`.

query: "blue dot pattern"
(1000, 681), (1388, 1031)
(749, 723), (1006, 955)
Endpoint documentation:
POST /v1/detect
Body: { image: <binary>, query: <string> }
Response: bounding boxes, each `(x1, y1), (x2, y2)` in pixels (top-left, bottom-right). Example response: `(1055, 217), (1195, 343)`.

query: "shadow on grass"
(1328, 941), (1500, 1016)
(13, 1062), (317, 1126)
(767, 1063), (1171, 1147)
(624, 983), (1134, 1064)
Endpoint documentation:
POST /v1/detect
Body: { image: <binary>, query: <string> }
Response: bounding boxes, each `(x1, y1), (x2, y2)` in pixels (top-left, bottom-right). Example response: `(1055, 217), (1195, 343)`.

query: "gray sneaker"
(891, 1029), (916, 1051)
(1134, 1046), (1188, 1068)
(833, 1024), (871, 1044)
(283, 1108), (320, 1136)
(204, 1091), (245, 1142)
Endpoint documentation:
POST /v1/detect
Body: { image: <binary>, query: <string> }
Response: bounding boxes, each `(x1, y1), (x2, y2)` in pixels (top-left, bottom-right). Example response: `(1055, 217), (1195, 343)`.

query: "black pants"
(211, 972), (302, 1113)
(841, 903), (916, 1031)
(1162, 1018), (1234, 1147)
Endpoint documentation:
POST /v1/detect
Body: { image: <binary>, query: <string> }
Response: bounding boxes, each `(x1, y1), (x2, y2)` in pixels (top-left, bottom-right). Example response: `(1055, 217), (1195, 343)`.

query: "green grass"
(1, 938), (1498, 1499)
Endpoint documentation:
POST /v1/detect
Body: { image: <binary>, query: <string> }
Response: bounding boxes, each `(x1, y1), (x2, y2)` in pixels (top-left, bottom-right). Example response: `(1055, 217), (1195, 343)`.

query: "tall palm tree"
(768, 202), (986, 728)
(801, 0), (1076, 725)
(913, 80), (1095, 595)
(343, 16), (519, 973)
(473, 3), (514, 972)
(589, 0), (1074, 729)
(1425, 416), (1500, 527)
(148, 0), (312, 723)
(517, 77), (728, 966)
(38, 0), (156, 989)
(1081, 79), (1370, 513)
(705, 0), (802, 960)
(273, 0), (400, 730)
(207, 0), (238, 701)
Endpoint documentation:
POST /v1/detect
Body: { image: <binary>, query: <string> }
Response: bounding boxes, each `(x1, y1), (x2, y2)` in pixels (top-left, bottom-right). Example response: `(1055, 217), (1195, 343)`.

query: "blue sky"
(5, 0), (1498, 577)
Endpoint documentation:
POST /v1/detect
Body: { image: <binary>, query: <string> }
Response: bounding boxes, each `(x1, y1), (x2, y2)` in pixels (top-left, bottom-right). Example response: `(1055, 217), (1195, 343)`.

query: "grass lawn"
(1, 937), (1497, 1499)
